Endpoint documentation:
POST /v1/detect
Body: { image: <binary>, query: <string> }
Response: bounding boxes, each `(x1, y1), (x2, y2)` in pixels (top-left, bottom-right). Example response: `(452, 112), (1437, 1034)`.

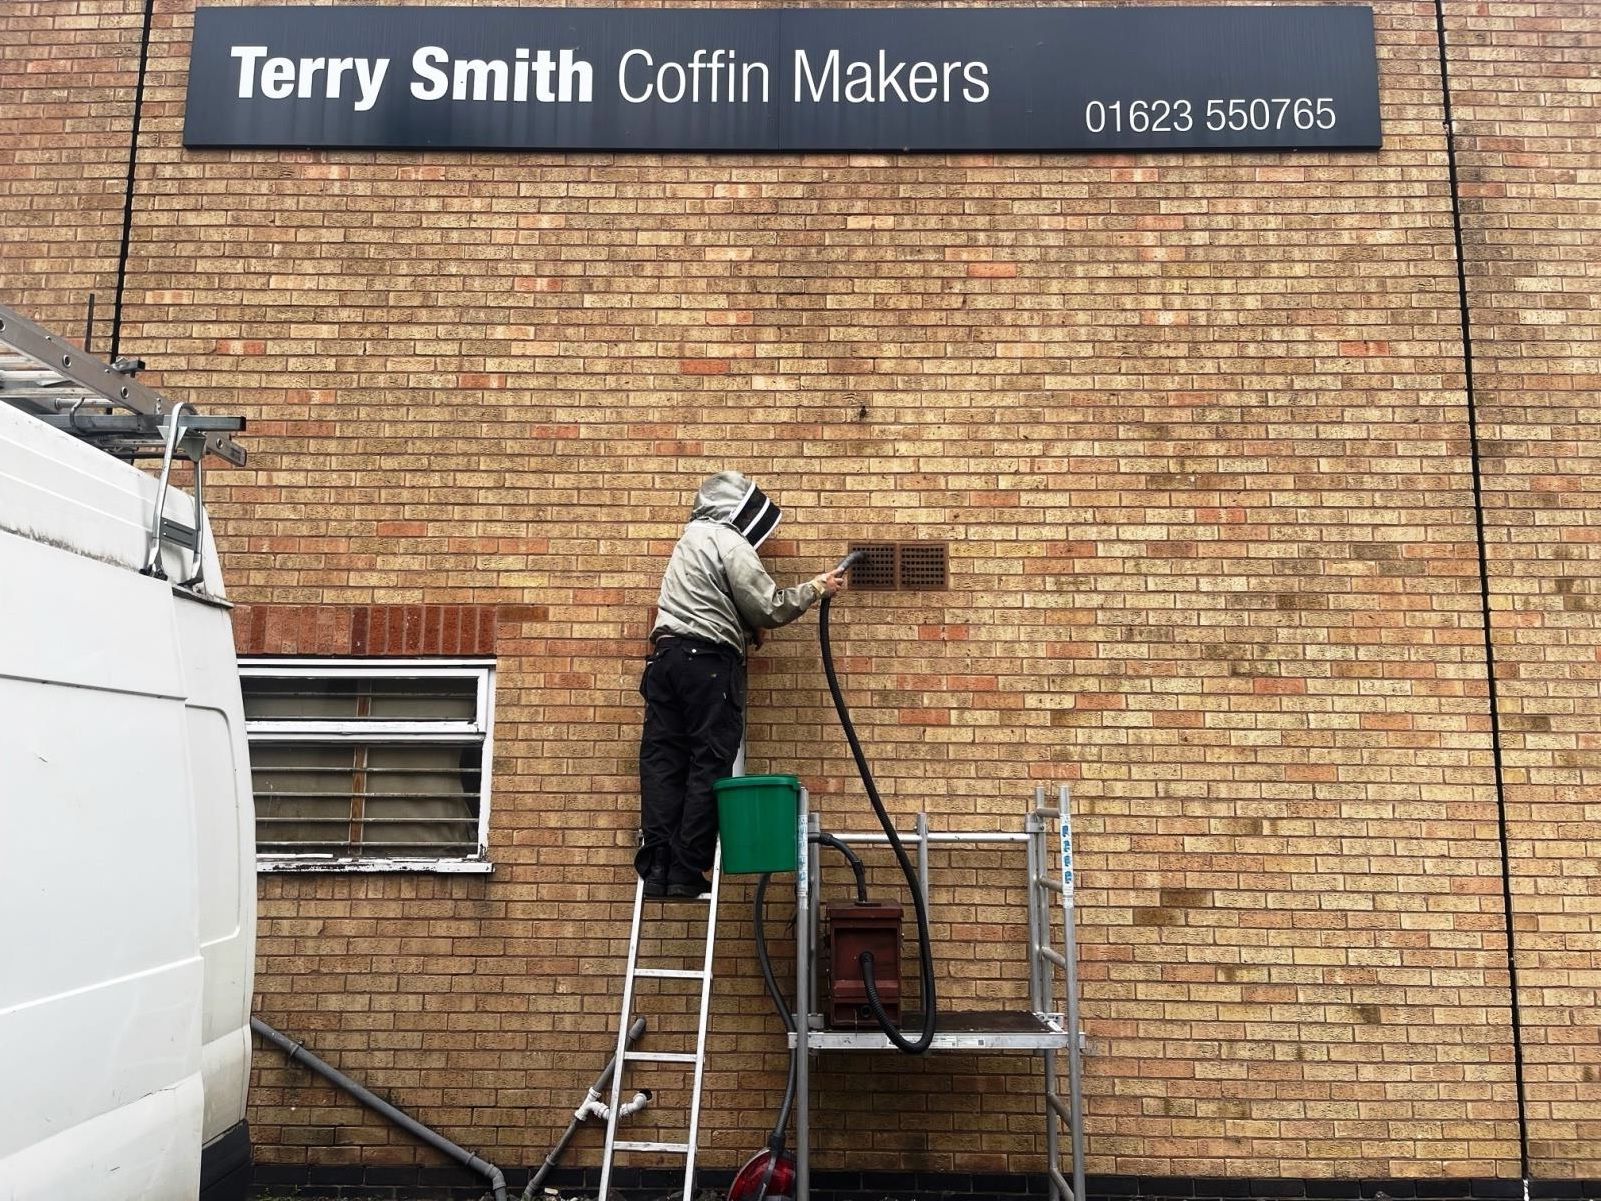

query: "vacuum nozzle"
(835, 549), (866, 574)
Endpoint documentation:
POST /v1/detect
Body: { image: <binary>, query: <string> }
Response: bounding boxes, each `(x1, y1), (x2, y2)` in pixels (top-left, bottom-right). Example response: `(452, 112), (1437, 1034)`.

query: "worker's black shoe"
(666, 870), (712, 899)
(641, 850), (670, 898)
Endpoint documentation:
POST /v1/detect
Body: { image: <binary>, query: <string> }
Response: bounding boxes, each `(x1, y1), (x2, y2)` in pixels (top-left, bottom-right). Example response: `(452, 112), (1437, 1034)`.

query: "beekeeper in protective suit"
(636, 471), (845, 898)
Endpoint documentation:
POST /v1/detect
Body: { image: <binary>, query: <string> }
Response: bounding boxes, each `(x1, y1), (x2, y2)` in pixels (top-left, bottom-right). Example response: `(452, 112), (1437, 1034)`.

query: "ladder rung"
(159, 517), (198, 551)
(633, 967), (707, 980)
(613, 1139), (690, 1154)
(601, 845), (722, 1200)
(625, 1050), (698, 1064)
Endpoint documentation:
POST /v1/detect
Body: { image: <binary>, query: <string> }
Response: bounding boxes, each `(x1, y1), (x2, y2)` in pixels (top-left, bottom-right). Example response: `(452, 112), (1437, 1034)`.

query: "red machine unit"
(823, 901), (903, 1028)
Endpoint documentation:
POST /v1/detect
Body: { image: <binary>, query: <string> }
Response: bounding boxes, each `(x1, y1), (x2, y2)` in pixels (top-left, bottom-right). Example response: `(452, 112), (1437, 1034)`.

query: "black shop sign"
(182, 6), (1382, 153)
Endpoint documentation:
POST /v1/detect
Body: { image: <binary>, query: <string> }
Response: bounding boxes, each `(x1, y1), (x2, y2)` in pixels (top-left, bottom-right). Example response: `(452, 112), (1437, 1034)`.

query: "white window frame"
(240, 657), (496, 873)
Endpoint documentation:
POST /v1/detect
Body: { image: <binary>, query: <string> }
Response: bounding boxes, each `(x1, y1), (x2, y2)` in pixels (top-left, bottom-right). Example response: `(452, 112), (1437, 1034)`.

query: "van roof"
(0, 304), (245, 593)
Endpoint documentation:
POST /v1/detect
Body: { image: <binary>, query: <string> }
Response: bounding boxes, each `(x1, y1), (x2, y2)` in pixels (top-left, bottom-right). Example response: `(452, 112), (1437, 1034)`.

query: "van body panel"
(0, 1075), (204, 1201)
(0, 532), (187, 699)
(175, 594), (257, 1142)
(199, 1021), (252, 1142)
(0, 954), (206, 1161)
(0, 669), (198, 996)
(0, 392), (254, 1195)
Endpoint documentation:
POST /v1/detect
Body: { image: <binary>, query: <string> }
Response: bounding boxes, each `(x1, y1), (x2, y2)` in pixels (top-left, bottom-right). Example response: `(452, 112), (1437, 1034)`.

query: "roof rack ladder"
(143, 401), (194, 582)
(182, 430), (209, 590)
(0, 303), (245, 465)
(0, 303), (245, 596)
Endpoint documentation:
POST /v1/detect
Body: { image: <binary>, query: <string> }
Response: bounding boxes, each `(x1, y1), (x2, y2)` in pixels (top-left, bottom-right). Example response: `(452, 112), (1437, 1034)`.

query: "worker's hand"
(814, 568), (846, 598)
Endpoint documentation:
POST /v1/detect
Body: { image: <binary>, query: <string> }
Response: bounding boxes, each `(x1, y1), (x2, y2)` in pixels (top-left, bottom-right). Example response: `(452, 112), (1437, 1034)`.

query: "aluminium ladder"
(1029, 784), (1088, 1201)
(598, 841), (724, 1201)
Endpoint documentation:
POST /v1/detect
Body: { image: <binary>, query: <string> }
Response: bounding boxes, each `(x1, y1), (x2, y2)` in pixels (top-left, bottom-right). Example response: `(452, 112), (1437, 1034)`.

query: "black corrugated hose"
(818, 581), (937, 1054)
(752, 870), (799, 1201)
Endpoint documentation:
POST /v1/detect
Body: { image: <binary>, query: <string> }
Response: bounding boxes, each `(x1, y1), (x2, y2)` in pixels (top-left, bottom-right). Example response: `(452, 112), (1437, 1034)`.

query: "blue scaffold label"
(797, 811), (809, 907)
(1059, 818), (1075, 899)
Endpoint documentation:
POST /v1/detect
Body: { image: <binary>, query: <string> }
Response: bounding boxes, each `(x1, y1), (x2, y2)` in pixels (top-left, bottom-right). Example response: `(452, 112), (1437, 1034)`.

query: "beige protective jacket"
(650, 472), (820, 655)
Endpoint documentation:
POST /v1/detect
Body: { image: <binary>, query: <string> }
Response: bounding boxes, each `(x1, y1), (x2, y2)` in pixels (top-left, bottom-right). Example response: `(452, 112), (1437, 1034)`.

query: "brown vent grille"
(846, 544), (898, 591)
(846, 543), (948, 592)
(898, 544), (948, 590)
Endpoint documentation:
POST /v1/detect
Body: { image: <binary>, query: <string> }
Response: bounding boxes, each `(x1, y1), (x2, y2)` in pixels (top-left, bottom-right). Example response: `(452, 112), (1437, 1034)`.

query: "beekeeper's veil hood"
(690, 470), (782, 549)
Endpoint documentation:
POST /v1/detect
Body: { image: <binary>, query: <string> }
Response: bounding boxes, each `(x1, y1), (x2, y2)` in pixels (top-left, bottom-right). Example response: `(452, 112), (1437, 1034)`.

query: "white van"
(0, 306), (256, 1201)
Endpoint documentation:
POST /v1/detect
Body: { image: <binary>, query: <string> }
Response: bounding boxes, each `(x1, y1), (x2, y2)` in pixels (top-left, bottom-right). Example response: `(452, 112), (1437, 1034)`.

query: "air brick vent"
(846, 543), (948, 592)
(898, 544), (948, 590)
(847, 544), (898, 591)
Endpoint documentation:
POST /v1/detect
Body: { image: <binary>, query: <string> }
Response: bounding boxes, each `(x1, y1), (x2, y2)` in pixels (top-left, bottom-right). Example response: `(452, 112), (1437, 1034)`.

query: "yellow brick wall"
(1446, 0), (1601, 1179)
(1, 0), (143, 338)
(1, 0), (1595, 1184)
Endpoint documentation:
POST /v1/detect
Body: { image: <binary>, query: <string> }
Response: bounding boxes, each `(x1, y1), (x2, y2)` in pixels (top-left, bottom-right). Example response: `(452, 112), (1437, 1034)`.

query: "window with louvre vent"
(240, 659), (495, 872)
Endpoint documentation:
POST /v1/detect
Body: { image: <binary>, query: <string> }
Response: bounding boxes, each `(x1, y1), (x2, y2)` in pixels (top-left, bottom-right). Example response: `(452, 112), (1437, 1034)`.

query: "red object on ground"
(727, 1149), (796, 1201)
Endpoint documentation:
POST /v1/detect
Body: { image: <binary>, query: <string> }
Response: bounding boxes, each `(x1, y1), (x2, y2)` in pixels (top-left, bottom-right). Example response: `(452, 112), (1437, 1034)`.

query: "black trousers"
(636, 637), (745, 877)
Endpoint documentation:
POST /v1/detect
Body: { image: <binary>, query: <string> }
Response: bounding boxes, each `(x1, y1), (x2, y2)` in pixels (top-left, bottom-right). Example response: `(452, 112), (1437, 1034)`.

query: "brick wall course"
(2, 0), (1596, 1187)
(0, 0), (143, 337)
(1445, 0), (1601, 1180)
(232, 602), (517, 656)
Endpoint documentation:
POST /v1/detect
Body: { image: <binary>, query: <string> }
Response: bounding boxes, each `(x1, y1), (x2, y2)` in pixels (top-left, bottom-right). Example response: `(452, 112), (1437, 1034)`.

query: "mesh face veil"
(730, 479), (781, 548)
(689, 471), (784, 548)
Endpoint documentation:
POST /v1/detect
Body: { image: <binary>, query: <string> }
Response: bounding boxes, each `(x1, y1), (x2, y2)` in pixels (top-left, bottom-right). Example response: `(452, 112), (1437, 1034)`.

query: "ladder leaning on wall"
(597, 841), (725, 1201)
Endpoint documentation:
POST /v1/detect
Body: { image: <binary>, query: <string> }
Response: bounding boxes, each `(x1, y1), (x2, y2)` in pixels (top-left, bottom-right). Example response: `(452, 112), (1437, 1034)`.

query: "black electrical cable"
(818, 591), (937, 1054)
(1430, 0), (1530, 1188)
(752, 872), (797, 1201)
(110, 0), (156, 363)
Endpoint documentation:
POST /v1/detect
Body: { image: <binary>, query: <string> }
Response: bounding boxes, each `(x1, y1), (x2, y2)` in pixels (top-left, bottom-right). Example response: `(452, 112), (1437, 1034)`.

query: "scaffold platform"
(791, 785), (1086, 1201)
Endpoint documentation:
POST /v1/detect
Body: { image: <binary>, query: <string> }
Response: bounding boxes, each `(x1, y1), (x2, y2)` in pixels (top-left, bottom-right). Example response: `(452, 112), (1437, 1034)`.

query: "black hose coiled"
(818, 592), (937, 1054)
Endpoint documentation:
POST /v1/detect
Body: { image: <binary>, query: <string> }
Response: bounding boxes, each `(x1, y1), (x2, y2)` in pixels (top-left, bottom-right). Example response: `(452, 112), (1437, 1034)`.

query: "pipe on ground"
(251, 1016), (508, 1201)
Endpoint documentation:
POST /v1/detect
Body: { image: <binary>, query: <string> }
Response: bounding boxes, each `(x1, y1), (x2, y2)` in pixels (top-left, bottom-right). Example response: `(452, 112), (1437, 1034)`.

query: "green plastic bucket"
(714, 774), (801, 875)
